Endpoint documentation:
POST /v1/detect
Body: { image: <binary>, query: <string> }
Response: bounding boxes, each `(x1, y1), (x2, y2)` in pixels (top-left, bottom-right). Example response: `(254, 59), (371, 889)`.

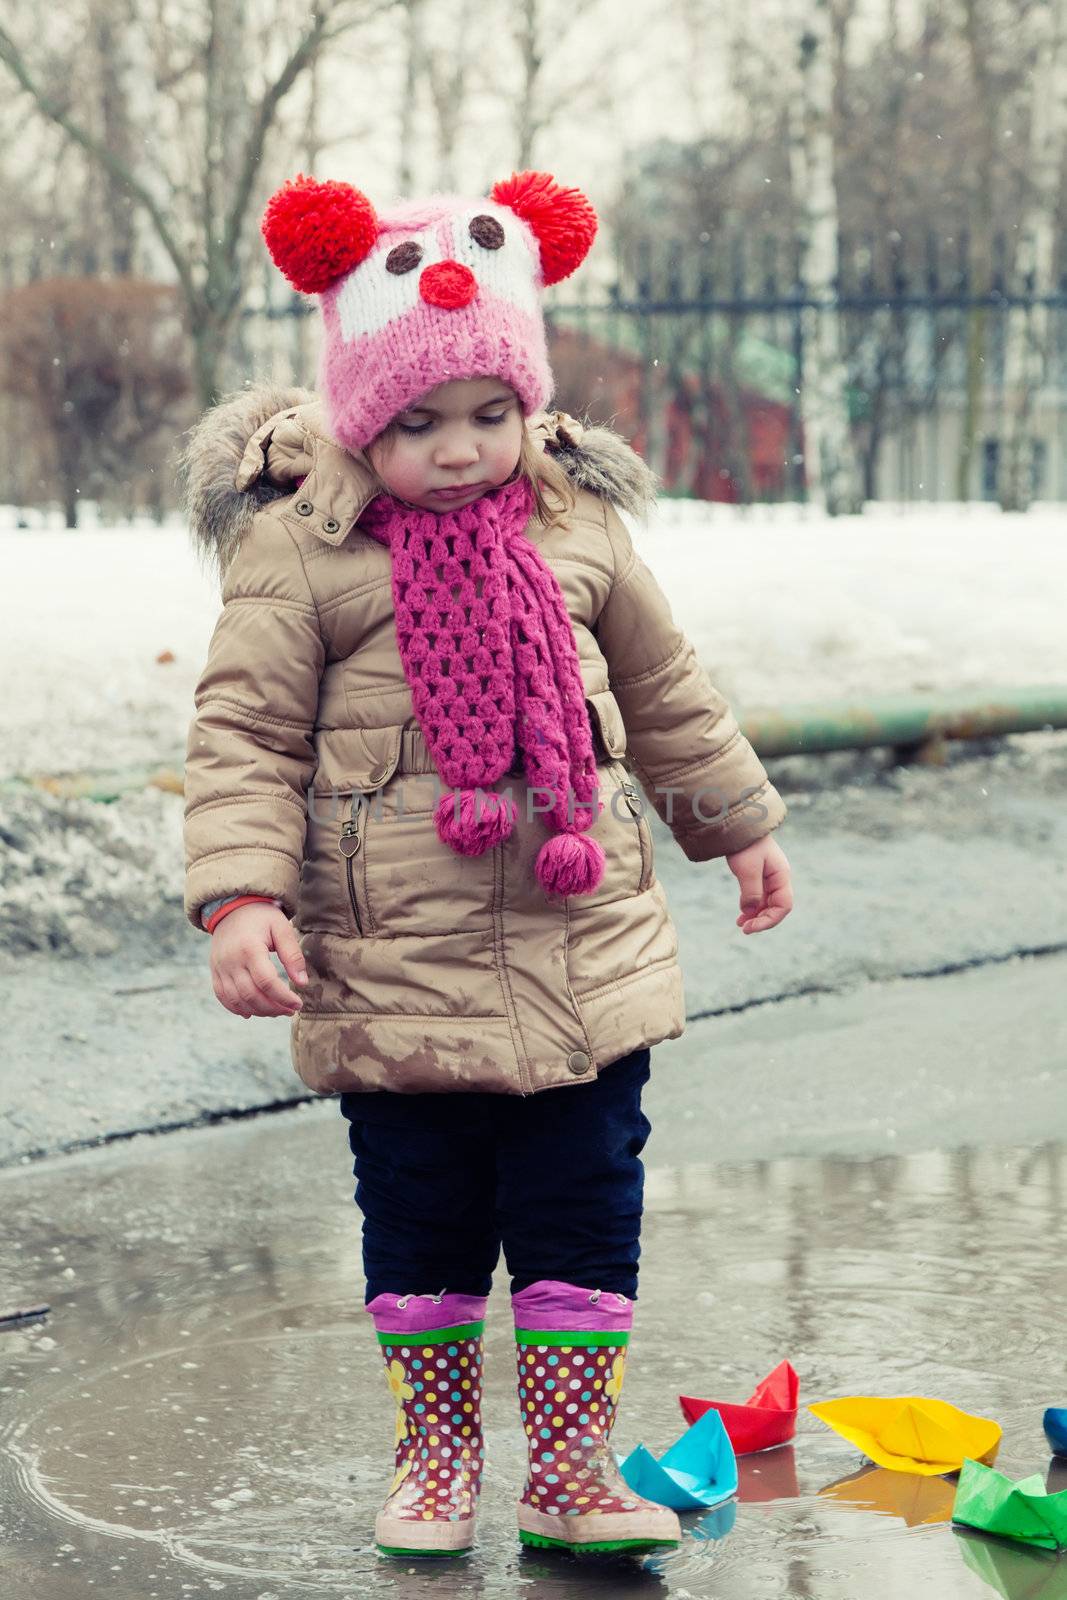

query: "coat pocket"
(585, 687), (628, 759)
(303, 725), (499, 938)
(606, 762), (655, 895)
(584, 691), (654, 898)
(358, 782), (499, 937)
(298, 728), (405, 937)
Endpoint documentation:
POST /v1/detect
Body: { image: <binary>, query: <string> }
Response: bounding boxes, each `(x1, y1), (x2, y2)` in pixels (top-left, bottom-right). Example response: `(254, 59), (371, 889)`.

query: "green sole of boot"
(518, 1528), (679, 1555)
(375, 1544), (468, 1559)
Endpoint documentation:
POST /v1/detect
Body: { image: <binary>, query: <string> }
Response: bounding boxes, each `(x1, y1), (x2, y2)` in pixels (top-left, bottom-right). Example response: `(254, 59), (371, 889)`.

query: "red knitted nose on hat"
(357, 475), (607, 899)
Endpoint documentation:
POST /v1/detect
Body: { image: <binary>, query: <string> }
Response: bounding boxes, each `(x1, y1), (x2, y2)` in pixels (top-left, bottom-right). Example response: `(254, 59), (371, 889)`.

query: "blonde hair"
(364, 412), (577, 534)
(517, 418), (577, 533)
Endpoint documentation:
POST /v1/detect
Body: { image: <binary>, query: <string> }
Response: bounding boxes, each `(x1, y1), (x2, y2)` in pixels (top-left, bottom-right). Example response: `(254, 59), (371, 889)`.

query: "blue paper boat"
(618, 1405), (739, 1511)
(1044, 1408), (1067, 1457)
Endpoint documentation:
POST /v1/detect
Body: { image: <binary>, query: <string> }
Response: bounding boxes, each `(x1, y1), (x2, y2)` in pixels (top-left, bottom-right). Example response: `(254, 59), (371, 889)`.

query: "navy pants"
(338, 1047), (652, 1304)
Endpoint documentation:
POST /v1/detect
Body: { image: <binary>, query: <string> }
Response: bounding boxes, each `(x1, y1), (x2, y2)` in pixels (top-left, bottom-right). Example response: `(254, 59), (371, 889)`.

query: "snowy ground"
(1, 495), (1065, 960)
(3, 498), (1066, 790)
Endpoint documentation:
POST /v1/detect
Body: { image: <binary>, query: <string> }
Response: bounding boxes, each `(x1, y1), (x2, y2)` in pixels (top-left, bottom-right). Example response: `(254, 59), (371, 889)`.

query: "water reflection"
(818, 1462), (955, 1527)
(737, 1445), (799, 1504)
(955, 1528), (1067, 1600)
(5, 1116), (1067, 1595)
(685, 1497), (738, 1543)
(518, 1549), (671, 1594)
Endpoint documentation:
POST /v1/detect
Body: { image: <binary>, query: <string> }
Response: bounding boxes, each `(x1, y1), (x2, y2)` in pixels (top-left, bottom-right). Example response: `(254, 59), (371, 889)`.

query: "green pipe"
(739, 684), (1067, 757)
(3, 684), (1066, 799)
(0, 766), (185, 801)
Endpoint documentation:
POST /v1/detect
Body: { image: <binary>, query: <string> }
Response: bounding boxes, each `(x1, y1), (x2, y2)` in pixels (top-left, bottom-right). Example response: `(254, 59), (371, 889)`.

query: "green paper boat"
(952, 1458), (1067, 1551)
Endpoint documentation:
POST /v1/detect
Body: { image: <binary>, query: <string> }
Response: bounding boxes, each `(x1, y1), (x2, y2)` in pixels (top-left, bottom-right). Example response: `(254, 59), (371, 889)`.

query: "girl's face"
(365, 377), (524, 512)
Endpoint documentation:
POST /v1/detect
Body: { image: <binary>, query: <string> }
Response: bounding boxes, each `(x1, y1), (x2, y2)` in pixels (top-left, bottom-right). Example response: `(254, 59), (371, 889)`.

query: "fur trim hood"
(176, 380), (659, 585)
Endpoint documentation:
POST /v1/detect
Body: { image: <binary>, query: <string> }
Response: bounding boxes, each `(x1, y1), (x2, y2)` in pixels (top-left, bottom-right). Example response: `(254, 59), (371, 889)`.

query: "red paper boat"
(680, 1360), (800, 1455)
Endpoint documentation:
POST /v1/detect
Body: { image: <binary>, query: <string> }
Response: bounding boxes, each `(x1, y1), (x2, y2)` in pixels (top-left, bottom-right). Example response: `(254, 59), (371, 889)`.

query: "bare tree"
(1000, 0), (1067, 509)
(957, 0), (1002, 498)
(508, 0), (616, 169)
(0, 0), (395, 409)
(396, 0), (426, 193)
(423, 0), (479, 190)
(788, 0), (864, 513)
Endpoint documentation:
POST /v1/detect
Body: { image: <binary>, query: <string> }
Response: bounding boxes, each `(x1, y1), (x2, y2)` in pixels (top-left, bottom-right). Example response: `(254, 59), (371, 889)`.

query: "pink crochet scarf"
(357, 475), (606, 897)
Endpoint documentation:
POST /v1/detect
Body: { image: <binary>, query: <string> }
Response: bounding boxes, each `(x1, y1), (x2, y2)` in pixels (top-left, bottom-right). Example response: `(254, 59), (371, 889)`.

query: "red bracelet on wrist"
(204, 895), (277, 935)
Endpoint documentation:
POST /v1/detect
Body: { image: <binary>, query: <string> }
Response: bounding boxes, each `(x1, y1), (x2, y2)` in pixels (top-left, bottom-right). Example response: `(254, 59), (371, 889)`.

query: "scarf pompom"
(435, 787), (517, 855)
(535, 831), (605, 897)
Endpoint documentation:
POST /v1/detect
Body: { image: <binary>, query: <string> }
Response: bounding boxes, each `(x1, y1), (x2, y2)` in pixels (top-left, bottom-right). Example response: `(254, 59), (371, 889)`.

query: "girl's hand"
(209, 903), (309, 1018)
(726, 833), (794, 935)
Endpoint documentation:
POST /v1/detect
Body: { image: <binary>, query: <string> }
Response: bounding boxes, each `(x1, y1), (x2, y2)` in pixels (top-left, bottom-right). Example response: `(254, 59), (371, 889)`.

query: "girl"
(179, 170), (793, 1560)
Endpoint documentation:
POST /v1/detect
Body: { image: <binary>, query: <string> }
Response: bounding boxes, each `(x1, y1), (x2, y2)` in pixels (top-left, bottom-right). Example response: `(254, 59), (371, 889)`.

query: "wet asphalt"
(2, 734), (1066, 1594)
(5, 730), (1067, 1171)
(4, 1101), (1067, 1599)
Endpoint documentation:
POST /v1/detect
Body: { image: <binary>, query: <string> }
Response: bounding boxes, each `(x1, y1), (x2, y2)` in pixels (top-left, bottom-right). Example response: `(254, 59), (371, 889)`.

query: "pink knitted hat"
(260, 170), (598, 450)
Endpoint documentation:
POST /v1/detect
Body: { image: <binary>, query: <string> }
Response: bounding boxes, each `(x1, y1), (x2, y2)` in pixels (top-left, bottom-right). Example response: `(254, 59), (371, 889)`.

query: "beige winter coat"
(180, 384), (788, 1097)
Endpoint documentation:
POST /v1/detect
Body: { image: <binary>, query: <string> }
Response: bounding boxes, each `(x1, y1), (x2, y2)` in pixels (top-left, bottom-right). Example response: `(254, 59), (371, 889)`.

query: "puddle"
(2, 1109), (1066, 1596)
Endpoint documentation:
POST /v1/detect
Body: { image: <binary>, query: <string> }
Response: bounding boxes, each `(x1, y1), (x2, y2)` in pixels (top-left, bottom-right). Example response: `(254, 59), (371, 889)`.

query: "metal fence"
(245, 229), (1067, 505)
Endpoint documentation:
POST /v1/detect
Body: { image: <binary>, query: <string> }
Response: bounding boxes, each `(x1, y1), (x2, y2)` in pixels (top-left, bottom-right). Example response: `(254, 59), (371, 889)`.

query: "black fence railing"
(245, 231), (1067, 505)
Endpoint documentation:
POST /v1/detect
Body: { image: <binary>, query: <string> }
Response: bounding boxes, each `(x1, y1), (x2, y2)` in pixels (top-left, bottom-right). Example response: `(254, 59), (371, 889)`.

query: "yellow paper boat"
(808, 1396), (1001, 1476)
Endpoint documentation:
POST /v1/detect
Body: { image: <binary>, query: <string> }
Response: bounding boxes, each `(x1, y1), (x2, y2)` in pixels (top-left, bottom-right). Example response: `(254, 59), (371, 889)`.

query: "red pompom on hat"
(489, 170), (598, 286)
(261, 174), (378, 294)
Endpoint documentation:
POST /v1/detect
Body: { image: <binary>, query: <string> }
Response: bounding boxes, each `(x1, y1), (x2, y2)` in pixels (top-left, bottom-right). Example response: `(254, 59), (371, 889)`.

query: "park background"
(1, 4), (1067, 1598)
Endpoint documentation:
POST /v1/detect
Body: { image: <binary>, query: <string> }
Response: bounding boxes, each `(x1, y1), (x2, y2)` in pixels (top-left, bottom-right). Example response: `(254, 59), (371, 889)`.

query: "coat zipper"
(616, 770), (651, 893)
(338, 793), (366, 935)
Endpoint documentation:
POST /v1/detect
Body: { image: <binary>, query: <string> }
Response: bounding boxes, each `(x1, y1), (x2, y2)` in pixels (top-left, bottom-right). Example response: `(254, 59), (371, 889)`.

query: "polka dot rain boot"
(511, 1278), (681, 1555)
(367, 1291), (488, 1557)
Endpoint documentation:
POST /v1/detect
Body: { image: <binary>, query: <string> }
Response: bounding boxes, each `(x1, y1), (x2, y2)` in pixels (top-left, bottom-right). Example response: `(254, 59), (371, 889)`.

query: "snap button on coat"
(295, 498), (314, 515)
(567, 1050), (592, 1075)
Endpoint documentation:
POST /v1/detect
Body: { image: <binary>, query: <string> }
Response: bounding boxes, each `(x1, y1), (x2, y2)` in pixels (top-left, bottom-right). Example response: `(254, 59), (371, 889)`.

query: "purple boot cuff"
(511, 1278), (634, 1333)
(367, 1291), (488, 1334)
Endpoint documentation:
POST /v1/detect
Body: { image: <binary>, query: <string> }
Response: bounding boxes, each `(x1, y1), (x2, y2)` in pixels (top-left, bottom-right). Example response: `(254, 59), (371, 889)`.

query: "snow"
(3, 499), (1065, 789)
(640, 497), (1067, 709)
(1, 498), (1064, 957)
(0, 512), (216, 784)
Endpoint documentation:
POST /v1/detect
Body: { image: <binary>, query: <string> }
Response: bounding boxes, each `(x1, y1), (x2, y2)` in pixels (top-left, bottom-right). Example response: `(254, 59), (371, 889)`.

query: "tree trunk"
(92, 2), (139, 274)
(426, 0), (476, 191)
(719, 316), (755, 503)
(190, 311), (234, 410)
(515, 0), (541, 167)
(60, 467), (80, 529)
(788, 0), (863, 515)
(397, 0), (424, 194)
(1000, 0), (1065, 510)
(957, 0), (998, 501)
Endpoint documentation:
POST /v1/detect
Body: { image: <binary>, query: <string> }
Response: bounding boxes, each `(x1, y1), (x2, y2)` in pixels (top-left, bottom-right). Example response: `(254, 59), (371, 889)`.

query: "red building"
(547, 323), (796, 502)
